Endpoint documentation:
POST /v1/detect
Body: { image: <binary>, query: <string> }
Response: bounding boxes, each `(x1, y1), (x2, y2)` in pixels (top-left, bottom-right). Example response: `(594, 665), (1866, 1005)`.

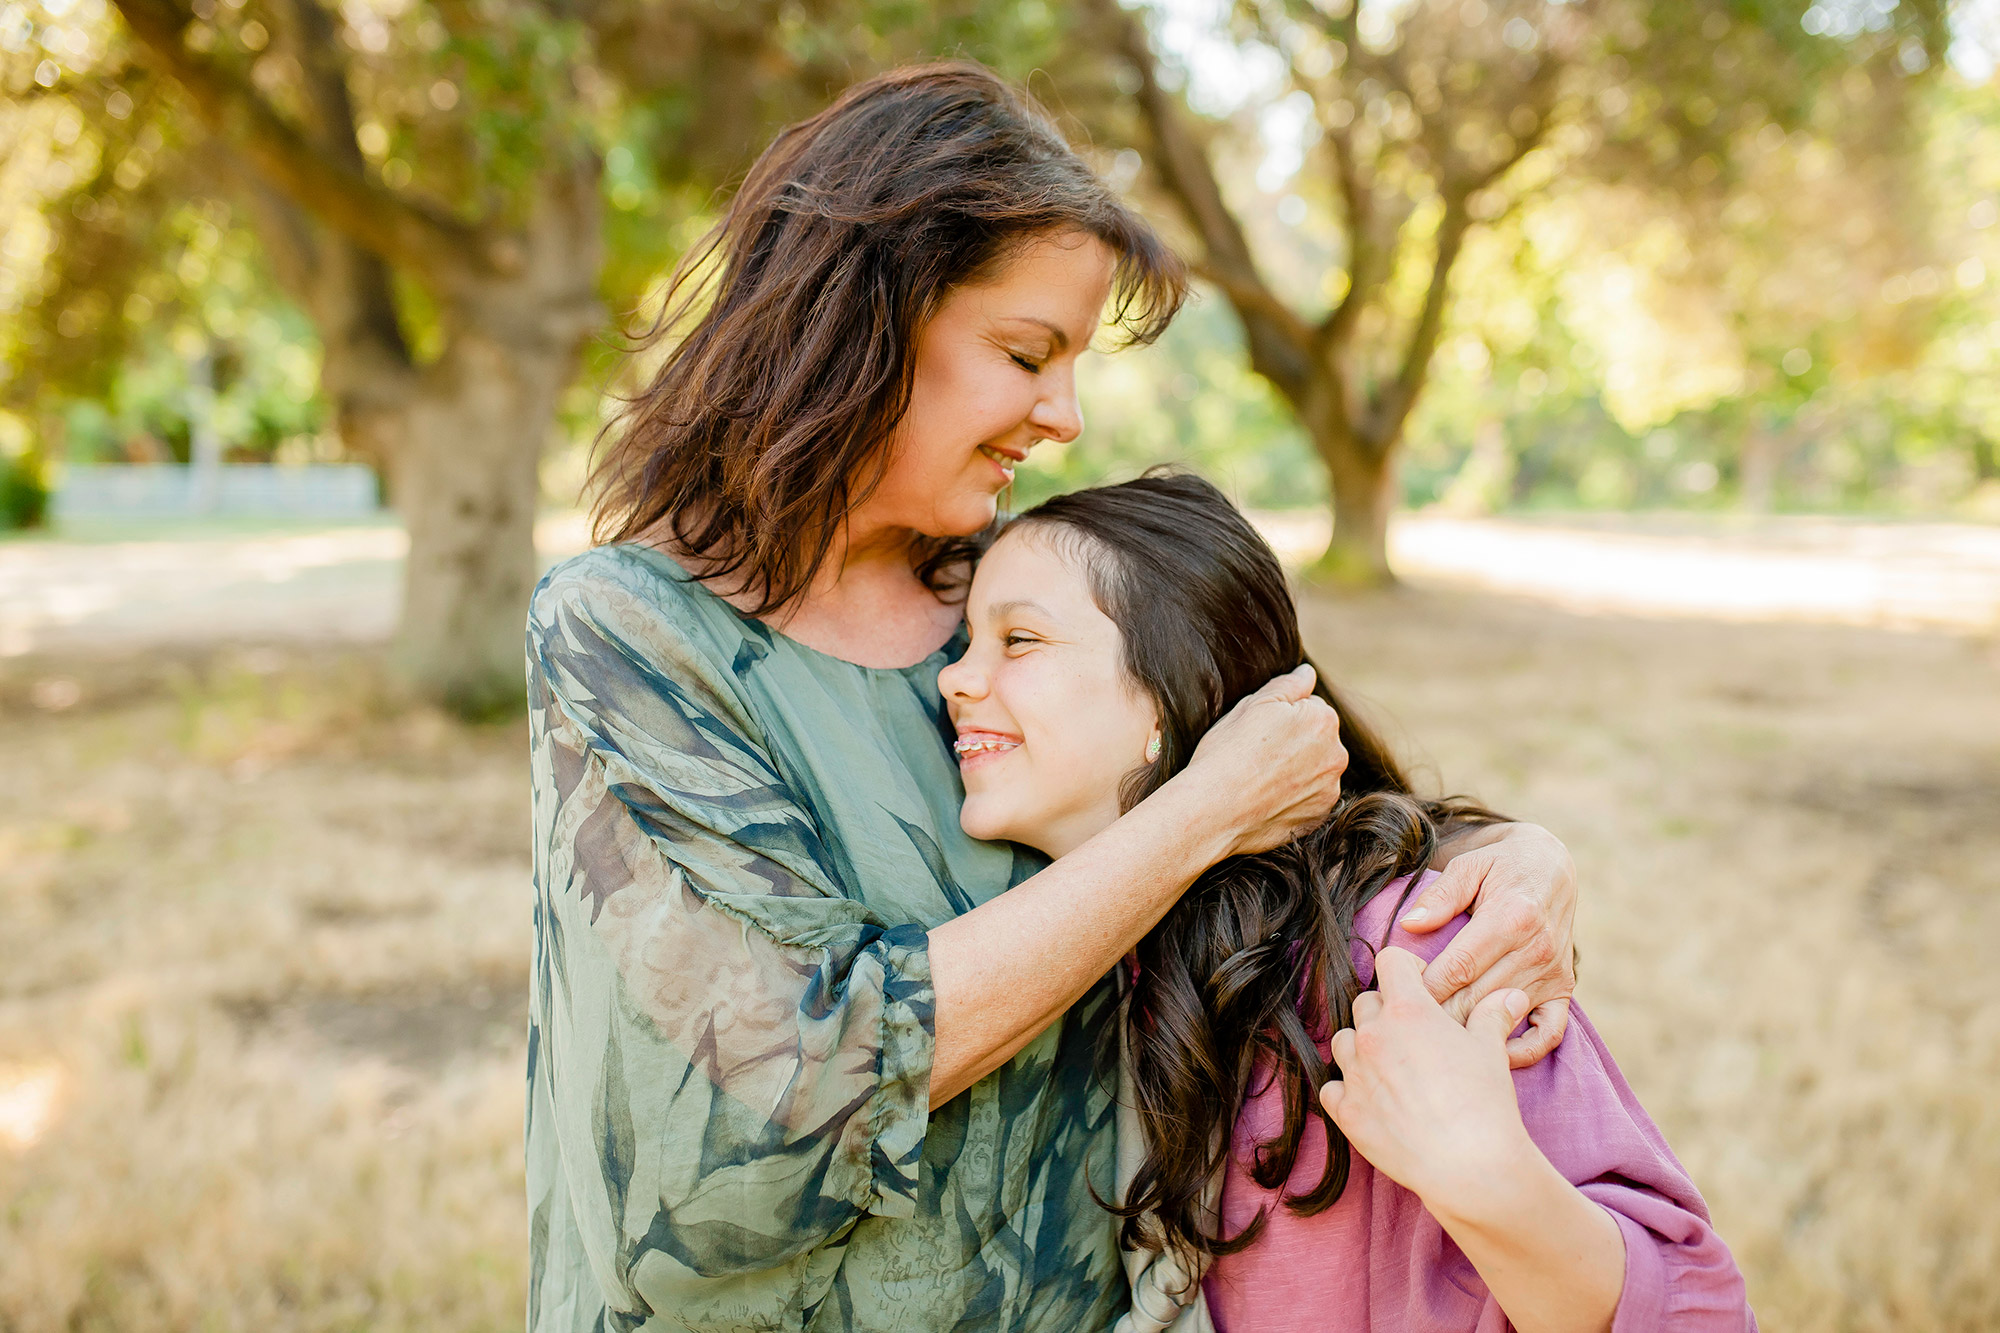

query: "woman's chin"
(923, 493), (1002, 538)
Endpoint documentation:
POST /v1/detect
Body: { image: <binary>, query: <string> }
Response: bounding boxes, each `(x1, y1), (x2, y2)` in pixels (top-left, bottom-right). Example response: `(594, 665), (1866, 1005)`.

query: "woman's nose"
(1029, 368), (1083, 445)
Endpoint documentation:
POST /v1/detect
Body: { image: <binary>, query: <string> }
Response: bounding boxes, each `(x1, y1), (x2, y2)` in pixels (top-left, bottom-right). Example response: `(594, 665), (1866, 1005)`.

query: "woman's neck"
(654, 513), (964, 669)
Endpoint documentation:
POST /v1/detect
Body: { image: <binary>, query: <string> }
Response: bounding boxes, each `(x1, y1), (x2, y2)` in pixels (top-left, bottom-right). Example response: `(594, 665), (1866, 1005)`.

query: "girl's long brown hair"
(590, 61), (1187, 614)
(1013, 473), (1506, 1269)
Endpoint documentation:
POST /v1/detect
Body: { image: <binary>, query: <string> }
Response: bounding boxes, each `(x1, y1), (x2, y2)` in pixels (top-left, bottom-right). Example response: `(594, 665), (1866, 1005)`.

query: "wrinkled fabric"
(525, 544), (1126, 1333)
(1203, 871), (1756, 1333)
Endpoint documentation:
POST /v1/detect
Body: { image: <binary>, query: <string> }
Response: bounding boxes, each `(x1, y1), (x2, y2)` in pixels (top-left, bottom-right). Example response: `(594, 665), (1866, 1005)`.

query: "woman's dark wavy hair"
(589, 61), (1188, 613)
(1012, 472), (1506, 1269)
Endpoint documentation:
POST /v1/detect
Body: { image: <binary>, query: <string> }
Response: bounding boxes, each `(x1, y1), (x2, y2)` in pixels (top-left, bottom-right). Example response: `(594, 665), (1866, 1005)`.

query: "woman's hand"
(1166, 664), (1348, 860)
(1402, 822), (1577, 1068)
(1319, 947), (1534, 1211)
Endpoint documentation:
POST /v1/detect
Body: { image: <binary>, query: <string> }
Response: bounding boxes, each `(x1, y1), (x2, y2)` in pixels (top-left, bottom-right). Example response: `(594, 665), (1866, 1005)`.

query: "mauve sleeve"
(1509, 1002), (1758, 1332)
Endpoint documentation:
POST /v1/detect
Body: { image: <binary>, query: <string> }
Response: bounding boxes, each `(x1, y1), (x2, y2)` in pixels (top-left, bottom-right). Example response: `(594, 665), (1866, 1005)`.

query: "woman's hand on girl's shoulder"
(1398, 823), (1578, 1068)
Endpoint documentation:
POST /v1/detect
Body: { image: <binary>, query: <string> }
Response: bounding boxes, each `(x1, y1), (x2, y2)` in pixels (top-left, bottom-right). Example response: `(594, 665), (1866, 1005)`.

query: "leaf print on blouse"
(525, 546), (1126, 1333)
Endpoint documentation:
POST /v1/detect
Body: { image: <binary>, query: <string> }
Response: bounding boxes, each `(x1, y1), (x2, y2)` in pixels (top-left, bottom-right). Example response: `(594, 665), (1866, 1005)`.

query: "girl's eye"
(1009, 353), (1043, 374)
(1004, 633), (1040, 649)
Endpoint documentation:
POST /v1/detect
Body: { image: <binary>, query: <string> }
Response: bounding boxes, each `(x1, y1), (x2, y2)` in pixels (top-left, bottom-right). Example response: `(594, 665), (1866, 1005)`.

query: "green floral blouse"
(525, 544), (1126, 1332)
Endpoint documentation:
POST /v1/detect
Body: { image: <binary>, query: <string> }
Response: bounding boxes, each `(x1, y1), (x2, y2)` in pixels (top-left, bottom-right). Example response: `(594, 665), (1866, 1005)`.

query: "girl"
(939, 473), (1756, 1332)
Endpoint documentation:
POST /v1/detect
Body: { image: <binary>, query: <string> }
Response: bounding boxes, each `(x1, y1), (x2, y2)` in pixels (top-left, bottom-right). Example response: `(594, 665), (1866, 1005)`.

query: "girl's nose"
(937, 654), (986, 701)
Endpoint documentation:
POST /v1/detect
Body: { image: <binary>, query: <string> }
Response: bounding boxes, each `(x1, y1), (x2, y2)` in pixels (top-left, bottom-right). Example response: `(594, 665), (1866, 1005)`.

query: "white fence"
(52, 464), (381, 519)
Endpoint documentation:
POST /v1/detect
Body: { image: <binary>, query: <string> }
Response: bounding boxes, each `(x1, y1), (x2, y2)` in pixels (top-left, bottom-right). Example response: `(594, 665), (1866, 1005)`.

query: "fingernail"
(1505, 992), (1530, 1021)
(1400, 907), (1429, 926)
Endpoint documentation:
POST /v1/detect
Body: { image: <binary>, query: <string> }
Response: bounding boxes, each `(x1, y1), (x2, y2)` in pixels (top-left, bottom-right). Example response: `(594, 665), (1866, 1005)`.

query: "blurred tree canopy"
(1, 0), (1996, 696)
(0, 0), (1102, 707)
(1072, 0), (1954, 581)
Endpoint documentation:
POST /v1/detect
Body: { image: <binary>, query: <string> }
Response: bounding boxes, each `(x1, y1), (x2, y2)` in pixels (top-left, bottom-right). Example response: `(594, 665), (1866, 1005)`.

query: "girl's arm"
(1321, 947), (1624, 1333)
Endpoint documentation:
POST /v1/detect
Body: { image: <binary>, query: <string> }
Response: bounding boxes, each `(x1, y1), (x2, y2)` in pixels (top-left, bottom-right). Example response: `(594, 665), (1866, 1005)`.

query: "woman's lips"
(977, 444), (1021, 483)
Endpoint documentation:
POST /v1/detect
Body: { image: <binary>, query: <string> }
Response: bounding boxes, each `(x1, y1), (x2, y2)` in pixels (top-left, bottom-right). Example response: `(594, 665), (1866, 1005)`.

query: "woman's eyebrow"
(997, 317), (1070, 351)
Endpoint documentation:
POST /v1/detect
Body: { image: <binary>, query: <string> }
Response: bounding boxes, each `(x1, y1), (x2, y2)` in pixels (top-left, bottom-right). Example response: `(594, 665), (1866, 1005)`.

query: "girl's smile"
(938, 525), (1159, 858)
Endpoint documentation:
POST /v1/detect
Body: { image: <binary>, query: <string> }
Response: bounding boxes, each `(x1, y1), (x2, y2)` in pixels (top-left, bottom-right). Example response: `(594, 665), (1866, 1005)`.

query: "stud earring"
(1145, 735), (1161, 763)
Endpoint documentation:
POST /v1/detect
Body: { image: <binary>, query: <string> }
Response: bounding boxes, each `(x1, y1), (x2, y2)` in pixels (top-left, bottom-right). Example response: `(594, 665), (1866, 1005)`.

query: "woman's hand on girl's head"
(1319, 948), (1536, 1217)
(1170, 664), (1348, 860)
(1400, 822), (1578, 1068)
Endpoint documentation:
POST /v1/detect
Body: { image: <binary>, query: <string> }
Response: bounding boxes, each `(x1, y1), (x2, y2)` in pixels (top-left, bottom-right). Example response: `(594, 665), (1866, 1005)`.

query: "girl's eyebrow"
(983, 597), (1060, 623)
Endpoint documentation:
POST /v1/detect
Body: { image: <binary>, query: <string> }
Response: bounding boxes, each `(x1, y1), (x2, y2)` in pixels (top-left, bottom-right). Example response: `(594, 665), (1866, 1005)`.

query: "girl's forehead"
(977, 524), (1080, 589)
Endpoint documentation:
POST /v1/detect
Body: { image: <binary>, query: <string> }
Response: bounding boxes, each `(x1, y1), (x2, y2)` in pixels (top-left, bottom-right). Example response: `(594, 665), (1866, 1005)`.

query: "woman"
(527, 63), (1580, 1332)
(939, 472), (1754, 1332)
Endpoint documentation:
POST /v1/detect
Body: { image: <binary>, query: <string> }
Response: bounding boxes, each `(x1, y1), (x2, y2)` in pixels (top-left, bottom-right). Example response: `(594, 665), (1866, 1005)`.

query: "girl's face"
(938, 526), (1158, 857)
(860, 231), (1115, 541)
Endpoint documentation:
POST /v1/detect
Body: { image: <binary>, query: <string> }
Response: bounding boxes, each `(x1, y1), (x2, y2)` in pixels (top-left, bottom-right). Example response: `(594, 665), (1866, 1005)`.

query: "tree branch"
(1087, 0), (1314, 401)
(262, 0), (411, 372)
(1364, 196), (1471, 454)
(110, 0), (504, 289)
(1315, 119), (1381, 355)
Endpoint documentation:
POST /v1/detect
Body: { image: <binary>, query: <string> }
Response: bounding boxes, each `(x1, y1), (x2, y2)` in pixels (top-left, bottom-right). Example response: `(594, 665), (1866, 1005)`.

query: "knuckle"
(1434, 954), (1477, 993)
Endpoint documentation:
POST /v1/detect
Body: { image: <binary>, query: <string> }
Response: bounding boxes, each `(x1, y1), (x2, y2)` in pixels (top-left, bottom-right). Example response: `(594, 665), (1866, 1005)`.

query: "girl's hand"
(1169, 664), (1348, 859)
(1319, 947), (1536, 1218)
(1322, 949), (1628, 1333)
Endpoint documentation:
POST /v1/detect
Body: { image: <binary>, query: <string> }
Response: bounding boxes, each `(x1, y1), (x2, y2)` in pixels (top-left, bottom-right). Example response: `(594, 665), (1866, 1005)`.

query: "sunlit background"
(3, 0), (1998, 1329)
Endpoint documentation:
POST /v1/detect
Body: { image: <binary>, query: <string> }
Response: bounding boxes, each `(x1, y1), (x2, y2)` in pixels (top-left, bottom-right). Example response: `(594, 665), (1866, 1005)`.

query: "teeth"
(979, 445), (1016, 473)
(954, 738), (1019, 756)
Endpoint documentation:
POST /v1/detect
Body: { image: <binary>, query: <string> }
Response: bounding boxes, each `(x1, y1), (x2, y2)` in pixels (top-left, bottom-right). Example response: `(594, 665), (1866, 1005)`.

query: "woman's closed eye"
(1008, 352), (1045, 374)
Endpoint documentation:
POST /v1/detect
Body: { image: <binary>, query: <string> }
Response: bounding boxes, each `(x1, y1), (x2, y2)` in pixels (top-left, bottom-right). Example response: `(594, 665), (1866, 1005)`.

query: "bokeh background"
(3, 0), (1999, 1328)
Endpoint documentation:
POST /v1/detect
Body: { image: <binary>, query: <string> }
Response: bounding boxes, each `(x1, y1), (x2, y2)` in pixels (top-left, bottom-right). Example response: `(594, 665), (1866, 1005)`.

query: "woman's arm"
(928, 664), (1346, 1105)
(1320, 948), (1623, 1333)
(930, 699), (1594, 1103)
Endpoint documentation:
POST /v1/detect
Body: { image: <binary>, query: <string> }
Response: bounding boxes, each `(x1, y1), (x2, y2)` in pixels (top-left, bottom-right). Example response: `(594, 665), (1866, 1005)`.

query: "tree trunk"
(380, 333), (547, 712)
(238, 172), (598, 714)
(1306, 405), (1399, 588)
(388, 171), (602, 714)
(1739, 422), (1787, 513)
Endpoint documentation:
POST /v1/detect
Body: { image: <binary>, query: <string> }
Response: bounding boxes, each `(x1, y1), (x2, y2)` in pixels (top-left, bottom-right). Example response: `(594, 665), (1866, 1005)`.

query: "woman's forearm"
(1428, 1144), (1626, 1333)
(926, 779), (1228, 1106)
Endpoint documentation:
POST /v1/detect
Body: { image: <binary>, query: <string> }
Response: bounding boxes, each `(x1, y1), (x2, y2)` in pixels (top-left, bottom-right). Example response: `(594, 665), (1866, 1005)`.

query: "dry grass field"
(0, 585), (1996, 1331)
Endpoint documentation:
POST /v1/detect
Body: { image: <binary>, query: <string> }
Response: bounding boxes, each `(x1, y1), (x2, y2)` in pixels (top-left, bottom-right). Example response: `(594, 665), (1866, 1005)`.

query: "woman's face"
(938, 525), (1158, 857)
(863, 231), (1115, 540)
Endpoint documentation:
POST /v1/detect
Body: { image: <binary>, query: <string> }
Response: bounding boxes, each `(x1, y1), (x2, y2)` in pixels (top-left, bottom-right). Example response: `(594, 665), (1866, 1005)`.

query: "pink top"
(1201, 871), (1756, 1333)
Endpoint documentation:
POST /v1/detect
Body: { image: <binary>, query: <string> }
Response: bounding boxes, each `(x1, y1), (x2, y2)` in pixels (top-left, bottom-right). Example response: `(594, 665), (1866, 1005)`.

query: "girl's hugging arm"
(1321, 902), (1756, 1333)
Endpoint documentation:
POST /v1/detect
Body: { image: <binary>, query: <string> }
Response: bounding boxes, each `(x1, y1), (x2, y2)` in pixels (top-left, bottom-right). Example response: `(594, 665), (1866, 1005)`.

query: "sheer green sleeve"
(525, 561), (935, 1330)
